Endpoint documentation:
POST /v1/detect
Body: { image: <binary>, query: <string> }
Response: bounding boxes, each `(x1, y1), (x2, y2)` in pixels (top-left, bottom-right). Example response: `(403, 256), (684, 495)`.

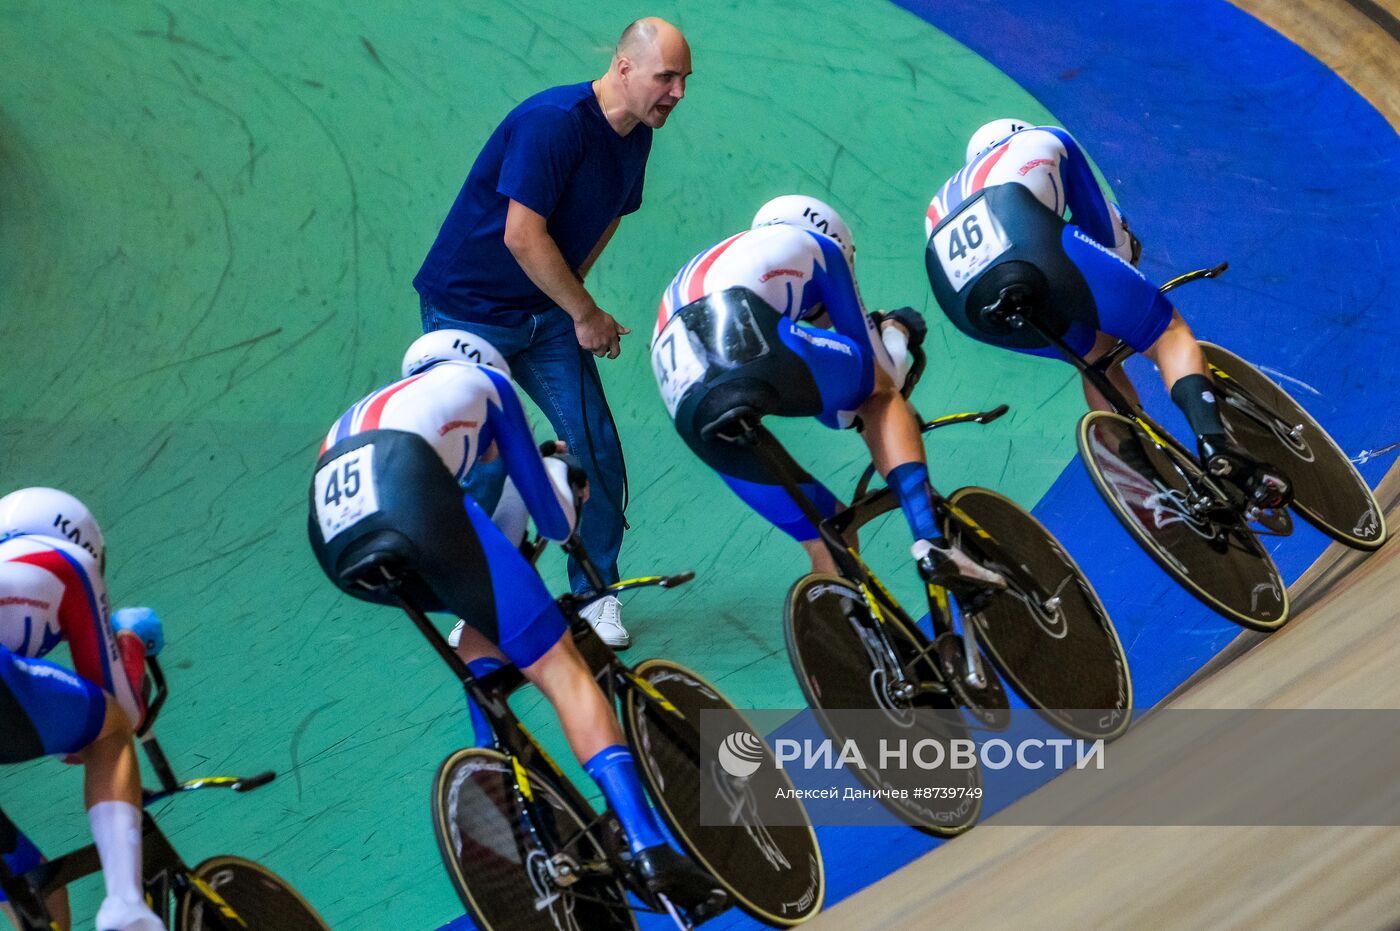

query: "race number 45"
(933, 198), (1011, 291)
(314, 445), (381, 541)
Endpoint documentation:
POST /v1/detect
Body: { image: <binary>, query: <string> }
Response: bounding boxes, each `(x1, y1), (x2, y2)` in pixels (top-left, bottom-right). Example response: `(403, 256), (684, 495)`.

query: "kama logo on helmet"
(52, 515), (100, 561)
(717, 731), (766, 778)
(802, 208), (845, 248)
(451, 338), (484, 364)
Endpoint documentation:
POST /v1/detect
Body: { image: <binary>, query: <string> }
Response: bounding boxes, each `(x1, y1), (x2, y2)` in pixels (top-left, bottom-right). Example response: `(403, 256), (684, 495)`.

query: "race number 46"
(933, 199), (1012, 291)
(314, 445), (381, 541)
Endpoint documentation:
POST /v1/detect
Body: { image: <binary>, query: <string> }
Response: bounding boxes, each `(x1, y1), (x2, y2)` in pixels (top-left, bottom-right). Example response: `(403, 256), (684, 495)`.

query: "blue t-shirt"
(414, 82), (653, 322)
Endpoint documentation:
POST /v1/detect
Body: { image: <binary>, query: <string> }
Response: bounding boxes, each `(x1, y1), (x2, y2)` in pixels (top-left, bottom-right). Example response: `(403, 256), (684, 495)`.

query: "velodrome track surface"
(2, 1), (1398, 929)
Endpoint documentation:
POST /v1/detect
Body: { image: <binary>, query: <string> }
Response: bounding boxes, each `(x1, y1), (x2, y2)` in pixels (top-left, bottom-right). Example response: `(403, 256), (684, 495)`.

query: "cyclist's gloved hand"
(1127, 228), (1143, 267)
(1112, 204), (1143, 267)
(540, 440), (588, 491)
(883, 306), (928, 350)
(113, 607), (164, 657)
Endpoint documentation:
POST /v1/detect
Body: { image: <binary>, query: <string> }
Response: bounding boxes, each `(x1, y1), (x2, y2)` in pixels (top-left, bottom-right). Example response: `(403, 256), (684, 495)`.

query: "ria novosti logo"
(717, 731), (766, 778)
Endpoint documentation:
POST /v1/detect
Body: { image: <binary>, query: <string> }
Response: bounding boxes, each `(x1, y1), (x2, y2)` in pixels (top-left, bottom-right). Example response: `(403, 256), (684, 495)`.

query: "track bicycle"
(0, 657), (330, 931)
(983, 261), (1387, 629)
(704, 350), (1132, 837)
(333, 535), (825, 930)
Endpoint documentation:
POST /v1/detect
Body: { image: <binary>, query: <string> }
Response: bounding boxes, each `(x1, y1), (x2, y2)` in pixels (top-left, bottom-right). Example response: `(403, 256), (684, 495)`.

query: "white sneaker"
(579, 595), (630, 649)
(447, 618), (466, 648)
(97, 896), (166, 931)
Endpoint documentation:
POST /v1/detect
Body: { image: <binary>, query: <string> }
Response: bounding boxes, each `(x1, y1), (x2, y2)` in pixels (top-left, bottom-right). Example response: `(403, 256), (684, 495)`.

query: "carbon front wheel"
(943, 487), (1132, 740)
(177, 856), (329, 931)
(1202, 341), (1386, 550)
(623, 659), (824, 926)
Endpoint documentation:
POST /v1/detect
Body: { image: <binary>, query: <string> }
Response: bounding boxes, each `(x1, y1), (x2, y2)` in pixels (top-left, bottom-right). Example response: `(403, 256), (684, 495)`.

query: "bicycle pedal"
(1205, 454), (1236, 477)
(1245, 479), (1289, 514)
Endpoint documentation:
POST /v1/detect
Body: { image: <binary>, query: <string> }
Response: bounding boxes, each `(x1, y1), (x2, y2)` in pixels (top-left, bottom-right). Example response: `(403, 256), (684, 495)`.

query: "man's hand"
(574, 305), (631, 359)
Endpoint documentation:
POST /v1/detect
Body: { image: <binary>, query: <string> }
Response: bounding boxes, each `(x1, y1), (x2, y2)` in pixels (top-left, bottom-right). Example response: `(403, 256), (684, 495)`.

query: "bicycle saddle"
(698, 403), (763, 444)
(337, 538), (411, 594)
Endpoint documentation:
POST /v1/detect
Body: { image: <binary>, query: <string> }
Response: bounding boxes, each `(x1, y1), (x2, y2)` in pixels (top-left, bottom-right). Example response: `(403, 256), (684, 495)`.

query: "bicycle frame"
(728, 417), (985, 696)
(994, 262), (1272, 523)
(392, 546), (700, 919)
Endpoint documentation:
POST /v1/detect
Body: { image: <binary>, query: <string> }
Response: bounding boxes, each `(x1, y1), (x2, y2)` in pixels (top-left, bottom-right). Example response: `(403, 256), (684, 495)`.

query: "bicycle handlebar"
(554, 536), (694, 615)
(921, 403), (1010, 434)
(851, 402), (1012, 501)
(1159, 261), (1228, 295)
(141, 770), (278, 807)
(134, 655), (279, 806)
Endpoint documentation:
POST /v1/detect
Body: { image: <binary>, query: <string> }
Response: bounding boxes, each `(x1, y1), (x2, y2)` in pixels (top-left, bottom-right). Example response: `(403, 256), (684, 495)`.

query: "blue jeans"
(420, 296), (624, 593)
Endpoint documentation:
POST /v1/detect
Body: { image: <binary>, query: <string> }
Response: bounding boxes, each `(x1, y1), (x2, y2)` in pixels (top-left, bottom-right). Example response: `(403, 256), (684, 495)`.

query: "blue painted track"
(448, 2), (1400, 927)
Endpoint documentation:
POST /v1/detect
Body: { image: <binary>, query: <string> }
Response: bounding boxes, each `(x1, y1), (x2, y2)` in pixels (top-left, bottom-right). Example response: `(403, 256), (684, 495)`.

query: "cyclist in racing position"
(923, 119), (1289, 506)
(651, 195), (1005, 587)
(307, 331), (724, 916)
(0, 488), (166, 931)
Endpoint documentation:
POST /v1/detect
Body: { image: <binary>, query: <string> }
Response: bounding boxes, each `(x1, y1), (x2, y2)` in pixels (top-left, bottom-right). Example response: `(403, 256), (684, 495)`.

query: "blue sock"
(584, 745), (668, 854)
(888, 461), (940, 541)
(466, 657), (506, 748)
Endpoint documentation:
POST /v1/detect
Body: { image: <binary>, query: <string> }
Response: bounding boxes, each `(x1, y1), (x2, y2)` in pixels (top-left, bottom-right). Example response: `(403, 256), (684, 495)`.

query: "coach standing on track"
(413, 18), (692, 649)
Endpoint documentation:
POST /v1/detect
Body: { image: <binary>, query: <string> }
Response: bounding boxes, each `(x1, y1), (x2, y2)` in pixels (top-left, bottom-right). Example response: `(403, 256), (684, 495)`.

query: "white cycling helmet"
(402, 329), (510, 379)
(751, 194), (855, 264)
(0, 487), (105, 569)
(966, 118), (1033, 164)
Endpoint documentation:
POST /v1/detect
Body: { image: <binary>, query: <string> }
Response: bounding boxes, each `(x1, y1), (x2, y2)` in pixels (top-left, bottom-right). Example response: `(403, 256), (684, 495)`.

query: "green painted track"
(1, 2), (1085, 927)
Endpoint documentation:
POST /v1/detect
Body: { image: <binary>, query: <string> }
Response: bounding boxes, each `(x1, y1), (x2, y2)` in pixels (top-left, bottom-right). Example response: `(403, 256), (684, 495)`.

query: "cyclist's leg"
(79, 697), (165, 931)
(451, 498), (675, 856)
(672, 355), (845, 574)
(719, 472), (842, 574)
(0, 650), (159, 930)
(1082, 330), (1144, 412)
(449, 625), (509, 750)
(785, 320), (1004, 586)
(1059, 228), (1226, 434)
(515, 634), (726, 912)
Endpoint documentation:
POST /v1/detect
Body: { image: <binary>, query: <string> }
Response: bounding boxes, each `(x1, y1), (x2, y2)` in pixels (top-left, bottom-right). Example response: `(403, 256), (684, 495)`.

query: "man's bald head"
(604, 17), (691, 131)
(616, 17), (685, 61)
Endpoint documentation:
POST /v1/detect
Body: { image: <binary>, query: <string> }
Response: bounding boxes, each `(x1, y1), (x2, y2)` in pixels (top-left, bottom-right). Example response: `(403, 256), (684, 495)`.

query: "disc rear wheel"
(431, 747), (635, 931)
(783, 573), (982, 836)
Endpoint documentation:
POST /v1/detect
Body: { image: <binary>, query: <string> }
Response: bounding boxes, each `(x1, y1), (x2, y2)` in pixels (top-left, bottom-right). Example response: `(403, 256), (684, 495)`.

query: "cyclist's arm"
(32, 550), (144, 728)
(1045, 128), (1118, 250)
(807, 233), (897, 379)
(480, 368), (577, 542)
